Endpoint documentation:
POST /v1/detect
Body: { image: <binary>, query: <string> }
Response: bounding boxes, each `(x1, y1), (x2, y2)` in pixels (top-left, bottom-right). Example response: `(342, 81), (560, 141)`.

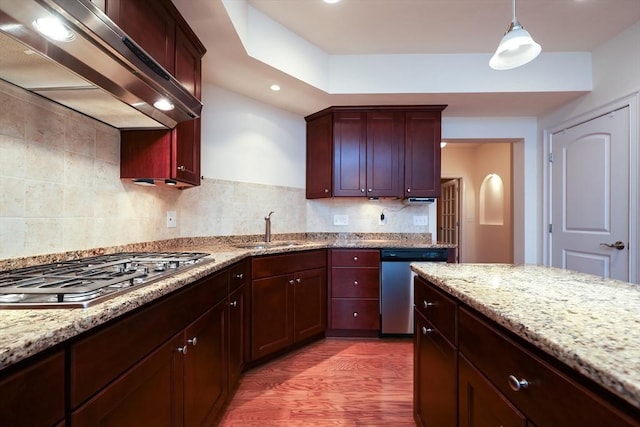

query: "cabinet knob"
(353, 256), (358, 261)
(230, 300), (237, 308)
(177, 165), (186, 172)
(360, 188), (365, 193)
(288, 279), (295, 285)
(187, 337), (198, 347)
(353, 312), (358, 317)
(507, 375), (529, 391)
(353, 281), (359, 286)
(177, 345), (188, 355)
(423, 300), (434, 308)
(422, 326), (433, 335)
(407, 188), (411, 193)
(368, 188), (372, 192)
(296, 278), (301, 284)
(234, 273), (244, 280)
(324, 189), (329, 193)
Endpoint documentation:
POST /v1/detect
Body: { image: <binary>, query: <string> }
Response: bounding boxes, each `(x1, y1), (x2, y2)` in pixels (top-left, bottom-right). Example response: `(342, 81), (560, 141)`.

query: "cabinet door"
(414, 314), (457, 427)
(228, 285), (247, 390)
(72, 334), (185, 427)
(306, 112), (333, 198)
(458, 355), (527, 427)
(105, 0), (175, 73)
(293, 267), (327, 342)
(172, 118), (201, 185)
(404, 111), (442, 197)
(175, 25), (203, 99)
(184, 302), (228, 427)
(0, 351), (65, 427)
(366, 111), (404, 197)
(252, 274), (294, 360)
(333, 111), (367, 196)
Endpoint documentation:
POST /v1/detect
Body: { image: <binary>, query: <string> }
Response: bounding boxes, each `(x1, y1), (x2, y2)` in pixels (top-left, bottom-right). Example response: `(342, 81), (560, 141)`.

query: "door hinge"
(549, 224), (553, 233)
(548, 153), (553, 163)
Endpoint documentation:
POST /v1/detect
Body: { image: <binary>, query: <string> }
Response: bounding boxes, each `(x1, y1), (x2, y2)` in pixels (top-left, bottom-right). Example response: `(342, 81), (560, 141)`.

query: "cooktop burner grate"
(0, 252), (211, 309)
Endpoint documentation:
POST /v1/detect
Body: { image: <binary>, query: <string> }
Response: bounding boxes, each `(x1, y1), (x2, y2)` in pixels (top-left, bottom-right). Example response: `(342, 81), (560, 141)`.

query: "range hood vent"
(0, 0), (202, 129)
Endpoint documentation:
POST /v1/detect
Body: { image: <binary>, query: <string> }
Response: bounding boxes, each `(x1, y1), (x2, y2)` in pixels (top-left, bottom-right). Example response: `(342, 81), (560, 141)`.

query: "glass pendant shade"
(489, 0), (541, 70)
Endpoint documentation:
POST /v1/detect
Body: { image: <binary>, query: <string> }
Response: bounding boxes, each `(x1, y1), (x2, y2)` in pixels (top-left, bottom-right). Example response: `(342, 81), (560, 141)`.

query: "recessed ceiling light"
(32, 16), (75, 42)
(270, 84), (281, 91)
(323, 0), (341, 3)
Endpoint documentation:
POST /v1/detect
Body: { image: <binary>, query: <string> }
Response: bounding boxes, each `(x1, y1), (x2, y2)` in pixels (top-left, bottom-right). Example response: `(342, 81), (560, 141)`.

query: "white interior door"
(550, 107), (630, 280)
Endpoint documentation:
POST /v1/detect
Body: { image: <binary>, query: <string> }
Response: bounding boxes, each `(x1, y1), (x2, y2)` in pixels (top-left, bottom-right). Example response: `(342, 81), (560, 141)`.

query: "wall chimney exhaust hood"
(0, 0), (202, 129)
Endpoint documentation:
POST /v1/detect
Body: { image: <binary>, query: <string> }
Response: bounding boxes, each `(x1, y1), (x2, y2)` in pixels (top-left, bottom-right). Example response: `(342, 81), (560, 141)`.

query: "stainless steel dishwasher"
(380, 248), (448, 335)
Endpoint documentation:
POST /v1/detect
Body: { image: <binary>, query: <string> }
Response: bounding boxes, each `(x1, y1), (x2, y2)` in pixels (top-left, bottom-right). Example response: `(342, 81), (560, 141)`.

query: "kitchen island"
(411, 262), (640, 426)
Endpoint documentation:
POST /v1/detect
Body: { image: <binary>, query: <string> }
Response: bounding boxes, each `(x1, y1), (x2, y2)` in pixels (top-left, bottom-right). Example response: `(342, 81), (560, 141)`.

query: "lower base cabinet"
(251, 250), (327, 361)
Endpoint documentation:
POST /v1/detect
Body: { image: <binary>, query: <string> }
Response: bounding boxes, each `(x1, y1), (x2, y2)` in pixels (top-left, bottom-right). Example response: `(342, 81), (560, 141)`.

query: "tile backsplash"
(1, 79), (432, 260)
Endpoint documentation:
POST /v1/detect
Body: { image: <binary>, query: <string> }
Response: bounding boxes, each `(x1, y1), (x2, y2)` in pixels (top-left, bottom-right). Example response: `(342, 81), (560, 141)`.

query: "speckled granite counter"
(0, 233), (452, 370)
(410, 263), (640, 410)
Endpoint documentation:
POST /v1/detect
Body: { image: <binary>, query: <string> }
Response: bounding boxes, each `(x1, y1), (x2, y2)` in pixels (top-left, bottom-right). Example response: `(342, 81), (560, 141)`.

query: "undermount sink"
(234, 241), (301, 250)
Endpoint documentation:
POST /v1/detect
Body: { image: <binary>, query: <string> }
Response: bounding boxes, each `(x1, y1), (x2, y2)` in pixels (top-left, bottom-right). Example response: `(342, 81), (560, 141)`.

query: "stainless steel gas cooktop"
(0, 252), (212, 309)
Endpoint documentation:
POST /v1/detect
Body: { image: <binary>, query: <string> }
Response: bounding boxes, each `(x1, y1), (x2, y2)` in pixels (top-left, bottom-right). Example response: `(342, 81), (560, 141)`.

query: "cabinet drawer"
(229, 259), (249, 292)
(331, 249), (380, 267)
(252, 250), (326, 279)
(331, 299), (379, 330)
(414, 277), (456, 345)
(458, 307), (639, 427)
(331, 268), (379, 298)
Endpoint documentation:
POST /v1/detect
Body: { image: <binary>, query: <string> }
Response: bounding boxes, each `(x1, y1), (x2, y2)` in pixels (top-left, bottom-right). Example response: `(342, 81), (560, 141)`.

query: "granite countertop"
(0, 234), (452, 370)
(410, 263), (640, 410)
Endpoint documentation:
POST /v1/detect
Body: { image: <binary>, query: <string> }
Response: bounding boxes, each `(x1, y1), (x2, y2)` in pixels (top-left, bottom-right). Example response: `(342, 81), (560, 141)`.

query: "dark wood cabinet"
(115, 0), (206, 187)
(251, 250), (327, 361)
(414, 276), (640, 427)
(306, 111), (333, 198)
(70, 268), (230, 426)
(404, 111), (443, 198)
(228, 260), (250, 392)
(458, 354), (527, 427)
(104, 0), (175, 72)
(305, 106), (446, 199)
(0, 350), (65, 427)
(328, 249), (380, 336)
(414, 276), (457, 427)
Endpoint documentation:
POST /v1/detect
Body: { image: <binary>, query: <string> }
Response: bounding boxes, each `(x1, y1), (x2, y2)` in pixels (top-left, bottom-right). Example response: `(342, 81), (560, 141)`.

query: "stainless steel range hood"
(0, 0), (202, 129)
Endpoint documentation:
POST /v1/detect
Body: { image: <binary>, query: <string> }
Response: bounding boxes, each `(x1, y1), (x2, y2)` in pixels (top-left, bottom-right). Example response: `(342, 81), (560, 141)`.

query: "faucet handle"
(265, 211), (274, 220)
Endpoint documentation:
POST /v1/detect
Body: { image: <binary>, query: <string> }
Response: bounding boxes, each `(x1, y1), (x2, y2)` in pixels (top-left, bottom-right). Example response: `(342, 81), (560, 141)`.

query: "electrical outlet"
(413, 215), (428, 226)
(333, 214), (349, 226)
(166, 211), (177, 228)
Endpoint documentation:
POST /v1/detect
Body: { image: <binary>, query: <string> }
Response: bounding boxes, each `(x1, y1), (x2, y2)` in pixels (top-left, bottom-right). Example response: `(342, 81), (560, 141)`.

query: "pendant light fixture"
(489, 0), (541, 70)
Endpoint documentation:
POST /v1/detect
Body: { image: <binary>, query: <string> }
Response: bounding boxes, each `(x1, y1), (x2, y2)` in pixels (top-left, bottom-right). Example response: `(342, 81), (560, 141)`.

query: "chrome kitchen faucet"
(264, 211), (274, 242)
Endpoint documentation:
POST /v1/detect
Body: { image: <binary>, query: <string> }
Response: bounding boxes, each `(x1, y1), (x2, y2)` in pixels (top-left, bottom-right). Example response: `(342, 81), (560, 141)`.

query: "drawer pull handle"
(353, 256), (358, 261)
(423, 300), (435, 308)
(177, 345), (188, 355)
(353, 312), (358, 317)
(353, 281), (359, 286)
(188, 337), (198, 347)
(508, 375), (529, 391)
(422, 326), (433, 335)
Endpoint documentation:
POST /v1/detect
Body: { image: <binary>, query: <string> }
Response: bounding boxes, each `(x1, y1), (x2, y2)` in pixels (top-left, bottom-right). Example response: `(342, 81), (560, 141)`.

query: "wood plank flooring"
(219, 338), (414, 426)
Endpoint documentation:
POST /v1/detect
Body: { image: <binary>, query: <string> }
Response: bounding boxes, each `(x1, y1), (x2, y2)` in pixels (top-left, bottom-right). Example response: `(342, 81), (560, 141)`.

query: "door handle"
(600, 241), (625, 250)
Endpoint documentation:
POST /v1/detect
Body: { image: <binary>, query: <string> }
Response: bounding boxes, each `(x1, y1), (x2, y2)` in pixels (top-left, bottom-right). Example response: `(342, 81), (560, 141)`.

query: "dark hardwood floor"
(219, 338), (414, 426)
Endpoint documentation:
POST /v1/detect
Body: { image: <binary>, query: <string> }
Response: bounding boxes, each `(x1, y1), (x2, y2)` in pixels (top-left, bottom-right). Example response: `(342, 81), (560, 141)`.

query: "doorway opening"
(438, 178), (461, 262)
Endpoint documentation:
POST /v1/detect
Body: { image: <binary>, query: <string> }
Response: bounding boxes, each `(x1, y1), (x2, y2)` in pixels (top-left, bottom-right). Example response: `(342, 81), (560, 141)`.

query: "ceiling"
(172, 0), (640, 118)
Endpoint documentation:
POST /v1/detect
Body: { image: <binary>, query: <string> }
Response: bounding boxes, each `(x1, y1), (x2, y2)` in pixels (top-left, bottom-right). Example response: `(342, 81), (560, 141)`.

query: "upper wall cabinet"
(305, 106), (446, 199)
(110, 0), (206, 187)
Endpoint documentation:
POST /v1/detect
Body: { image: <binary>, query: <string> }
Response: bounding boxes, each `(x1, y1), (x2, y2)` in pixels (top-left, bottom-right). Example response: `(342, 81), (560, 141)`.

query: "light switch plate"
(413, 215), (428, 226)
(166, 211), (177, 228)
(333, 214), (349, 226)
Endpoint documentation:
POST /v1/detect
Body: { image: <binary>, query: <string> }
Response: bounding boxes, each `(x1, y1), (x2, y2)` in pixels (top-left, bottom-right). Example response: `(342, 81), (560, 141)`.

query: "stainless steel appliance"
(0, 252), (211, 309)
(380, 248), (448, 335)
